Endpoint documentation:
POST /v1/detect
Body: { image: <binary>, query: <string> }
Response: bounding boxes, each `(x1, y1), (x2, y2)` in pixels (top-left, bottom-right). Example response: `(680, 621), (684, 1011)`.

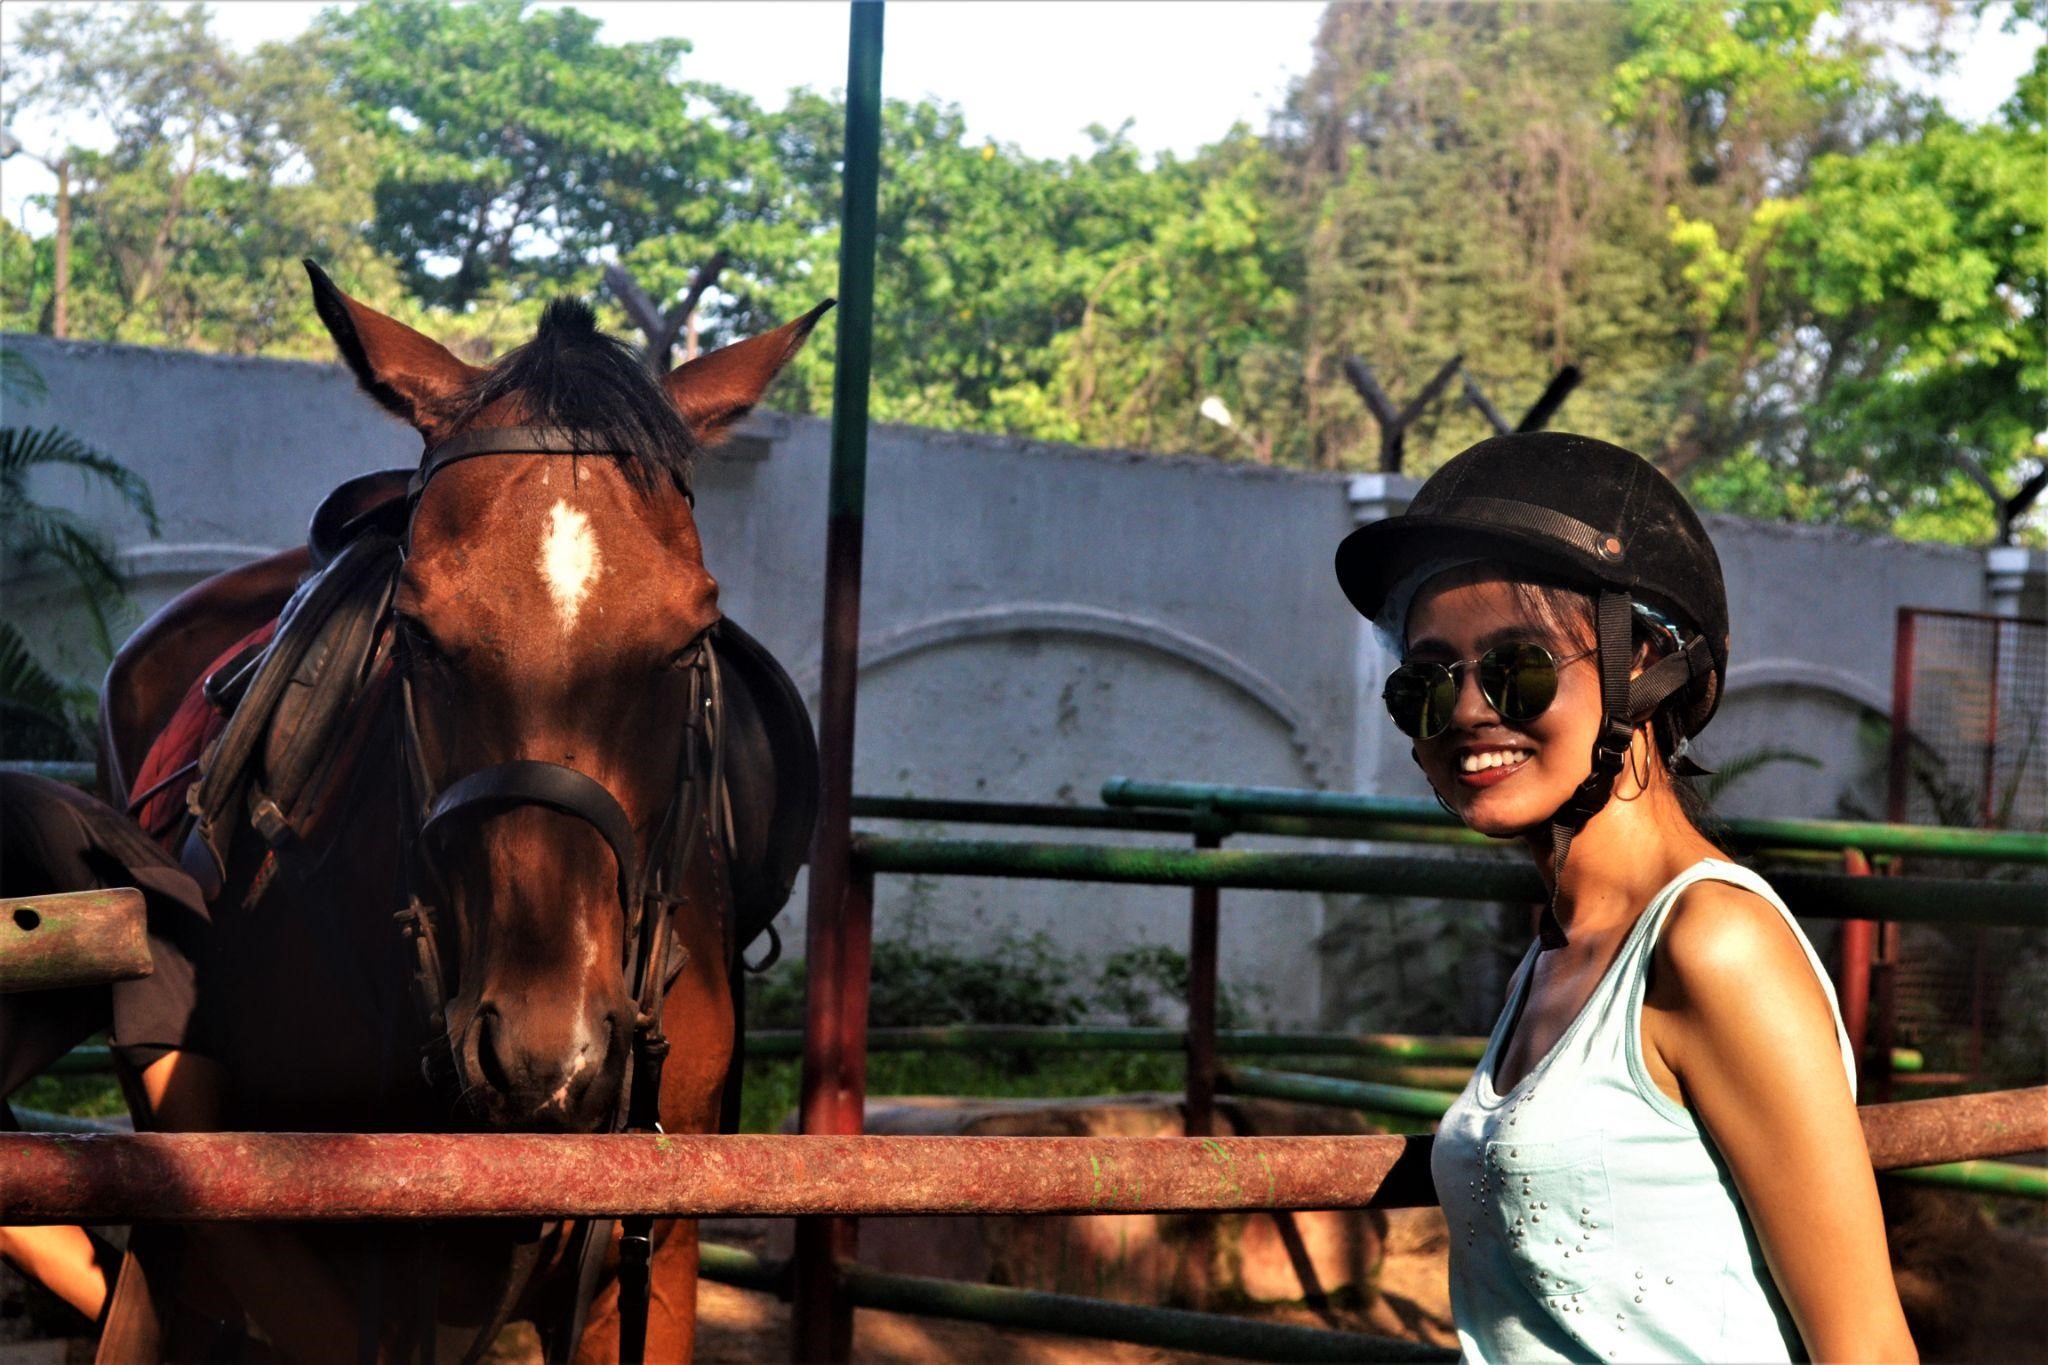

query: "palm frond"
(0, 619), (87, 760)
(1, 498), (127, 603)
(1703, 746), (1823, 803)
(0, 426), (160, 535)
(0, 350), (48, 407)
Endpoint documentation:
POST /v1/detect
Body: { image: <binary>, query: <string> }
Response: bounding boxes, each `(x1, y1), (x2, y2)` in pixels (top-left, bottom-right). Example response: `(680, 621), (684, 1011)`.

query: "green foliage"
(0, 424), (158, 655)
(748, 931), (1253, 1033)
(1761, 63), (2048, 543)
(735, 1052), (1186, 1136)
(0, 353), (159, 757)
(3, 2), (400, 351)
(738, 929), (1255, 1132)
(320, 0), (749, 311)
(3, 0), (2040, 547)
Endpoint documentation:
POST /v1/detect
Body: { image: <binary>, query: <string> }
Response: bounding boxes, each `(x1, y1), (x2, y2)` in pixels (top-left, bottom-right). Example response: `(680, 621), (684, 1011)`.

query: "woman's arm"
(1646, 883), (1917, 1363)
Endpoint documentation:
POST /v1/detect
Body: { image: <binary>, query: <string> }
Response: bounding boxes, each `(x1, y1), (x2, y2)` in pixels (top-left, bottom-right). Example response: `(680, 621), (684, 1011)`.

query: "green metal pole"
(1102, 778), (2048, 865)
(849, 836), (2044, 925)
(837, 1261), (1449, 1362)
(50, 1030), (1921, 1074)
(1883, 1160), (2048, 1199)
(1221, 1065), (1456, 1120)
(794, 6), (884, 1362)
(697, 1242), (1453, 1361)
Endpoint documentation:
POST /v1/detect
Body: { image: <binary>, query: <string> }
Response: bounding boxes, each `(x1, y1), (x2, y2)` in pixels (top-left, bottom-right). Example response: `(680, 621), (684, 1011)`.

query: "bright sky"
(2, 0), (2038, 231)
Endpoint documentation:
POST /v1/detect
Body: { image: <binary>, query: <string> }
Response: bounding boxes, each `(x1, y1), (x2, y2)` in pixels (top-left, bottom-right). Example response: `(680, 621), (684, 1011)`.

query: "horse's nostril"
(475, 1006), (512, 1095)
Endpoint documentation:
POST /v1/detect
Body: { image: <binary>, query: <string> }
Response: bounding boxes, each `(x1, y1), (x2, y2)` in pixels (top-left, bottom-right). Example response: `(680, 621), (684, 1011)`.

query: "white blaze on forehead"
(540, 500), (602, 630)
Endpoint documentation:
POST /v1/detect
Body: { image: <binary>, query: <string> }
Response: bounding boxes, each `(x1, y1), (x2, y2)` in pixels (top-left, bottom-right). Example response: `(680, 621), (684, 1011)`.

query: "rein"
(390, 426), (726, 1365)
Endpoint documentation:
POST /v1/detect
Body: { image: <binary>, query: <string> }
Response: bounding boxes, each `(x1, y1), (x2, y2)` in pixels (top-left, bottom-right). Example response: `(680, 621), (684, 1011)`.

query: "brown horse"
(98, 264), (827, 1361)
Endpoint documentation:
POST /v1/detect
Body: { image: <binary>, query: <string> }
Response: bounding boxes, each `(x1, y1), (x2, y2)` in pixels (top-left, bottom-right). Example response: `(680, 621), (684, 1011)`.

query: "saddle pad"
(130, 622), (278, 851)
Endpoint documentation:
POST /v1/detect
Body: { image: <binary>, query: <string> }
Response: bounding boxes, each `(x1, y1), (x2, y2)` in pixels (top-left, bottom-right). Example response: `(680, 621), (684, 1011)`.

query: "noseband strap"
(418, 760), (640, 912)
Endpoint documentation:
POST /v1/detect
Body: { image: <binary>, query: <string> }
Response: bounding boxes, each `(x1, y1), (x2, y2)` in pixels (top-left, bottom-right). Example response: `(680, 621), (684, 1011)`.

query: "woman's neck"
(1523, 763), (1722, 943)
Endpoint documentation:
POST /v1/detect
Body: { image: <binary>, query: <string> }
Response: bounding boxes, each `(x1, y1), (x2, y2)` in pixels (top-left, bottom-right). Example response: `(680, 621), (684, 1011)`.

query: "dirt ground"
(8, 1191), (2040, 1363)
(0, 1215), (1454, 1365)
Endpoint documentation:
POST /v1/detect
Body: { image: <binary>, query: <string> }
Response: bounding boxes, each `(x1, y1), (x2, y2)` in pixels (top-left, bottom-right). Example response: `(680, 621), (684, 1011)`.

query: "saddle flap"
(713, 618), (820, 950)
(183, 532), (402, 892)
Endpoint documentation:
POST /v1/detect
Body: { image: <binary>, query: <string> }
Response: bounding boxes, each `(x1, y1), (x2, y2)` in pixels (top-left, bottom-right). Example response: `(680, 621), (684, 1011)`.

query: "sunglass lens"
(1481, 643), (1558, 721)
(1384, 664), (1456, 739)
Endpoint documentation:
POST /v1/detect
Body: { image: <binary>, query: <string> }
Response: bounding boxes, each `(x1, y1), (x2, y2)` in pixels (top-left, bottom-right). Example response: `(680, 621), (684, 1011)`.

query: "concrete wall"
(1, 333), (2011, 1026)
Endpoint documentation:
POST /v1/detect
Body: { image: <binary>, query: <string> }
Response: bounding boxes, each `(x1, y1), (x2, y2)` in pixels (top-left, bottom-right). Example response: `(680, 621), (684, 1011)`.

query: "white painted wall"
(2, 334), (2011, 1025)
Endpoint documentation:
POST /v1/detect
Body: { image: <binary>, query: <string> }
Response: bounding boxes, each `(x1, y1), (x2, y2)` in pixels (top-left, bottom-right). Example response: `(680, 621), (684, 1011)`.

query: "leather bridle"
(388, 425), (725, 1365)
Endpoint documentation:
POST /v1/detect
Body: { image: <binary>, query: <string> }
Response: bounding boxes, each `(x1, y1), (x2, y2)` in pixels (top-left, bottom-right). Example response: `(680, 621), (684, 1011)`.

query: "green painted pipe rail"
(1103, 778), (2048, 865)
(1222, 1065), (1456, 1120)
(850, 836), (2046, 926)
(49, 1029), (1923, 1076)
(852, 794), (1482, 846)
(696, 1241), (1448, 1362)
(1882, 1160), (2048, 1199)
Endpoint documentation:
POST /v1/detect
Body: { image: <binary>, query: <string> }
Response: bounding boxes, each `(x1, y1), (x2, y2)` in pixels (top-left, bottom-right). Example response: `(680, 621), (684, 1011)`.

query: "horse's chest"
(208, 881), (435, 1130)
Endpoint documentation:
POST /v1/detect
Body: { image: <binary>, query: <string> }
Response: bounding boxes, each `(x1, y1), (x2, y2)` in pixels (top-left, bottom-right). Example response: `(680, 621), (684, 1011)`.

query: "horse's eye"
(395, 615), (448, 665)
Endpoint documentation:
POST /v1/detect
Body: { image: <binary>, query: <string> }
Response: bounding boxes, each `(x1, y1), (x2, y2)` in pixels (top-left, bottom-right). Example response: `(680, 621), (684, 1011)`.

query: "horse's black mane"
(449, 299), (700, 495)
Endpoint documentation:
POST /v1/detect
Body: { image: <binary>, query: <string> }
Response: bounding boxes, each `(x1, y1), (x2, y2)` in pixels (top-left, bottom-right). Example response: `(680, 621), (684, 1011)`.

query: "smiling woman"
(1333, 432), (1918, 1364)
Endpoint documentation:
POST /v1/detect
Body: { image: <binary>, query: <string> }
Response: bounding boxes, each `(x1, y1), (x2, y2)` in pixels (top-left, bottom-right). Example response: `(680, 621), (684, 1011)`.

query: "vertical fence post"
(793, 4), (884, 1361)
(1838, 849), (1874, 1090)
(1185, 816), (1222, 1139)
(1876, 606), (1917, 1107)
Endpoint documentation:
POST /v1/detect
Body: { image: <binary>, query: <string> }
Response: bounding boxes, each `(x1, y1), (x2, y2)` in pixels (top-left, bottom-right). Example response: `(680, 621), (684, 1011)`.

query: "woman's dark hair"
(1504, 576), (1724, 843)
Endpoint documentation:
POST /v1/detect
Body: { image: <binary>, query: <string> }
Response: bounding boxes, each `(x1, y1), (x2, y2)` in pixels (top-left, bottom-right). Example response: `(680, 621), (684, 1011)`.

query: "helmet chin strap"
(1535, 592), (1716, 951)
(1536, 591), (1636, 949)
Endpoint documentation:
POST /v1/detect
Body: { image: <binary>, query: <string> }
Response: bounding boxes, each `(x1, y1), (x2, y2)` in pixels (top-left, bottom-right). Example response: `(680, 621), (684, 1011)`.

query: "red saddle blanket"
(130, 621), (278, 853)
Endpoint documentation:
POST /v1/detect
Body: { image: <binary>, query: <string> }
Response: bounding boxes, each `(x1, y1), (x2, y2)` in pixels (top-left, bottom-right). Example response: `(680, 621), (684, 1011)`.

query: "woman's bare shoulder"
(1650, 874), (1833, 1046)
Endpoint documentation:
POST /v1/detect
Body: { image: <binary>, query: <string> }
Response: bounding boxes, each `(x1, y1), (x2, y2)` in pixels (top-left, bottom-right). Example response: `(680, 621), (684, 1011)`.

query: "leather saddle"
(133, 468), (817, 946)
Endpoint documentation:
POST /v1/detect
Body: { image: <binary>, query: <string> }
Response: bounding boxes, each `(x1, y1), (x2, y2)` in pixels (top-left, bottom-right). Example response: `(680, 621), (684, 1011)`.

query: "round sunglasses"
(1382, 642), (1597, 740)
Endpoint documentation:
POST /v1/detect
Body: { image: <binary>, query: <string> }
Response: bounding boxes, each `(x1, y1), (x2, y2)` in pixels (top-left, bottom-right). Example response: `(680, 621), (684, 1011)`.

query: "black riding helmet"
(1335, 431), (1730, 949)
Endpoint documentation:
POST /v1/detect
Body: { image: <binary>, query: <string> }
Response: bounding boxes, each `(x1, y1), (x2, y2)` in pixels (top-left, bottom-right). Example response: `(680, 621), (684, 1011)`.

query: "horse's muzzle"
(458, 997), (629, 1131)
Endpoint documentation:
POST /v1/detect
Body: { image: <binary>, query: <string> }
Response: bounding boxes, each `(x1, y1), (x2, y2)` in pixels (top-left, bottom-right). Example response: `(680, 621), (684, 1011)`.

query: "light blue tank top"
(1430, 859), (1855, 1363)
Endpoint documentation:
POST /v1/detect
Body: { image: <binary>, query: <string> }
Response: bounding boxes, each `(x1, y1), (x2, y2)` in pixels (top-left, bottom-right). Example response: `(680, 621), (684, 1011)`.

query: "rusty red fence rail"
(4, 1087), (2038, 1225)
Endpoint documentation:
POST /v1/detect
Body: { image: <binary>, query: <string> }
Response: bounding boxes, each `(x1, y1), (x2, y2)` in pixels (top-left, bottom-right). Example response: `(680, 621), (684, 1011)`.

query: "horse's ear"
(662, 299), (835, 446)
(304, 260), (481, 436)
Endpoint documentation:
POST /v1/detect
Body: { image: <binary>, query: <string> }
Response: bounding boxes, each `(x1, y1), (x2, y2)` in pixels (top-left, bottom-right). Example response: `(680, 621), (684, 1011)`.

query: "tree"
(3, 2), (398, 353)
(1277, 1), (1686, 471)
(1700, 47), (2048, 544)
(321, 0), (755, 310)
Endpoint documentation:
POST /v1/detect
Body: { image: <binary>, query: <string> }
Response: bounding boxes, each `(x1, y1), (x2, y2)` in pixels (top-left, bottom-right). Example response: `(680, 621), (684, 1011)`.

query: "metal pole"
(849, 837), (2047, 926)
(1101, 776), (2048, 863)
(1837, 849), (1875, 1090)
(8, 1089), (2037, 1222)
(794, 5), (883, 1360)
(1185, 824), (1221, 1138)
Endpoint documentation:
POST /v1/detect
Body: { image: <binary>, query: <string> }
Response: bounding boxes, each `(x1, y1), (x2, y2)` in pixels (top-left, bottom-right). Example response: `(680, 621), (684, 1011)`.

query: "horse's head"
(308, 262), (827, 1130)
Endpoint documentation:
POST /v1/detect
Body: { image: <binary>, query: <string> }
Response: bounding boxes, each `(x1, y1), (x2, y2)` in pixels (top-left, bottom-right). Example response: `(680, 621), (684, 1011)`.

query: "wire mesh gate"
(1880, 609), (2048, 1090)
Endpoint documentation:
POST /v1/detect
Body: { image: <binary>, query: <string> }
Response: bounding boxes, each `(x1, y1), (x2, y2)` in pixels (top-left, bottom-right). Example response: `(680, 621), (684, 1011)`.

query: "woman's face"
(1402, 566), (1603, 837)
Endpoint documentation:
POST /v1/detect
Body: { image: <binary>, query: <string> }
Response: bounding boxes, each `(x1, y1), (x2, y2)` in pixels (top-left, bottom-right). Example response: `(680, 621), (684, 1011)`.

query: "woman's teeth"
(1460, 749), (1532, 773)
